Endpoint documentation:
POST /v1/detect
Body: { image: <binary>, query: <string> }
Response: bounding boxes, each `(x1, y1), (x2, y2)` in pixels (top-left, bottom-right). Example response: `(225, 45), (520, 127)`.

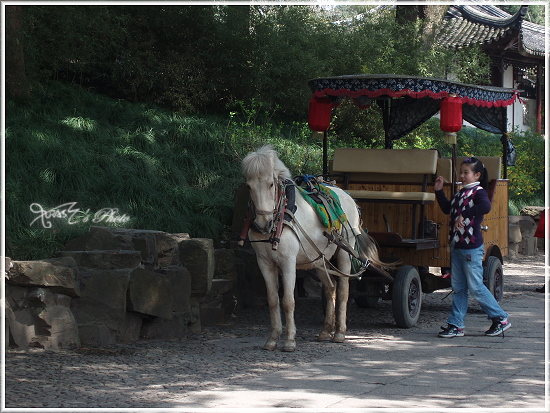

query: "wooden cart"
(308, 75), (521, 327)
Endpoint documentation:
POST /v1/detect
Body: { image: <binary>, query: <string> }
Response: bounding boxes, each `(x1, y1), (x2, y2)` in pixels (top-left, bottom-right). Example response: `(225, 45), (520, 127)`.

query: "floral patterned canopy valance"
(308, 74), (522, 140)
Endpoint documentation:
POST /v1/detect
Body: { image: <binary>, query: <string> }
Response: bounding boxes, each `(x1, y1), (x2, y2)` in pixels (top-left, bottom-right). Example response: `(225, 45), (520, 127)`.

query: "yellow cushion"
(332, 148), (438, 175)
(441, 156), (502, 182)
(346, 190), (436, 203)
(436, 158), (453, 183)
(455, 156), (502, 181)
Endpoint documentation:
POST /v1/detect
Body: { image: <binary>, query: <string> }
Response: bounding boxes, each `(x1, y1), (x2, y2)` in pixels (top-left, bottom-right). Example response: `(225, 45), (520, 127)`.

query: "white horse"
(241, 145), (386, 352)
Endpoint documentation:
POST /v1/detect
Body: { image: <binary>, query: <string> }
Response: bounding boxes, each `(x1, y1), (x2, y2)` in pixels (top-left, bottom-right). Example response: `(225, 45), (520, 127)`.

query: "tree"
(5, 6), (30, 98)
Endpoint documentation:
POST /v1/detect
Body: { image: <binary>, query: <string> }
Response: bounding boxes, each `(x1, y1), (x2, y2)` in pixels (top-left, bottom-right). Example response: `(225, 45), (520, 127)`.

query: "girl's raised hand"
(434, 176), (444, 191)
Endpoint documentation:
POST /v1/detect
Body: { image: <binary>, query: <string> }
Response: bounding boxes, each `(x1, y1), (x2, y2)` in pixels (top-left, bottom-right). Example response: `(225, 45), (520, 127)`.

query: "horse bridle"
(250, 175), (286, 221)
(251, 175), (285, 215)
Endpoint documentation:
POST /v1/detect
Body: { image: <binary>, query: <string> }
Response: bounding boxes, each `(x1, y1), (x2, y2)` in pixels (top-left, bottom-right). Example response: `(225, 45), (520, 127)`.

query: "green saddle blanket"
(295, 181), (347, 232)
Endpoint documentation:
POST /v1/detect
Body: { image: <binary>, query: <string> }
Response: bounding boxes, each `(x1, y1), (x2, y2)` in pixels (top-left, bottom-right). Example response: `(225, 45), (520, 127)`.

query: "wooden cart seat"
(331, 148), (439, 240)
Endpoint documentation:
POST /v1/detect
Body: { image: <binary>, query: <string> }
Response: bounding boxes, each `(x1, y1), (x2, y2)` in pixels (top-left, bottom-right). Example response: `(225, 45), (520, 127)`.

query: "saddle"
(293, 175), (347, 232)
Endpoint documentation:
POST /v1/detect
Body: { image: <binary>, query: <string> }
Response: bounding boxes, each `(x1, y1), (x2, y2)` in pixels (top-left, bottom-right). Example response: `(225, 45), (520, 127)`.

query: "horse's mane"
(242, 145), (292, 180)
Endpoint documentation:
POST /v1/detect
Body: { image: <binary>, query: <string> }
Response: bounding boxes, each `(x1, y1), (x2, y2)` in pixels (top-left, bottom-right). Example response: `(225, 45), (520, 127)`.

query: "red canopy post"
(308, 97), (333, 176)
(440, 95), (463, 195)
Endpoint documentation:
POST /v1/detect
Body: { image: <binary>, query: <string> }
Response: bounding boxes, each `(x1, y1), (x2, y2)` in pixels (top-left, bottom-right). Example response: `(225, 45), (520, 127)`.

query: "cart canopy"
(308, 74), (522, 140)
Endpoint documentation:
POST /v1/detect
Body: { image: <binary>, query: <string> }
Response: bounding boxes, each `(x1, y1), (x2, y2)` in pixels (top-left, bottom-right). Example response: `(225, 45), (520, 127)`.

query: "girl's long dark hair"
(462, 157), (488, 190)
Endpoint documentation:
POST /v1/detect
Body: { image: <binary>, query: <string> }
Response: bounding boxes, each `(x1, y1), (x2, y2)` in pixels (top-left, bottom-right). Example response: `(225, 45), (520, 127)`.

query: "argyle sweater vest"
(449, 185), (482, 247)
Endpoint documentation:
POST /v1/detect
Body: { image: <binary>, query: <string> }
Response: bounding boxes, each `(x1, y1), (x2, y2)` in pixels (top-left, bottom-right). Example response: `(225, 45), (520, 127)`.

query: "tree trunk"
(5, 5), (30, 99)
(395, 5), (424, 24)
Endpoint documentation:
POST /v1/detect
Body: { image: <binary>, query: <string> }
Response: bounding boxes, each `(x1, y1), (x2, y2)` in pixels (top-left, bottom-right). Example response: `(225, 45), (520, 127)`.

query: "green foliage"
(6, 83), (545, 260)
(505, 129), (545, 199)
(225, 99), (325, 175)
(5, 81), (242, 260)
(5, 85), (320, 259)
(21, 5), (493, 117)
(10, 5), (545, 257)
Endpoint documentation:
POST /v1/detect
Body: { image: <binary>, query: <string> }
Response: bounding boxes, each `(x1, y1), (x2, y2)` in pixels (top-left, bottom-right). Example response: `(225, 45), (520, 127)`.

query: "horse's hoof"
(263, 340), (277, 351)
(332, 333), (345, 343)
(317, 331), (332, 341)
(282, 340), (296, 352)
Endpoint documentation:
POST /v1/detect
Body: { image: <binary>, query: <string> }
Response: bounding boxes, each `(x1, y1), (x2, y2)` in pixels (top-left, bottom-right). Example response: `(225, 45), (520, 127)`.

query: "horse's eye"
(246, 184), (251, 190)
(270, 183), (274, 188)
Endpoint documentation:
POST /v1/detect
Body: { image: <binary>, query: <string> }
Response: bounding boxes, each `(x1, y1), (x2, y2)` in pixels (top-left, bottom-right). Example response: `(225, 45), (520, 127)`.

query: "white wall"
(503, 65), (531, 132)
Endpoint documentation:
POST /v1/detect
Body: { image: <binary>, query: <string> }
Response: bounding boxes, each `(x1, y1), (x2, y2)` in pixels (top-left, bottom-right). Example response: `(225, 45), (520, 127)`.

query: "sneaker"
(441, 272), (452, 279)
(485, 318), (511, 336)
(438, 324), (464, 338)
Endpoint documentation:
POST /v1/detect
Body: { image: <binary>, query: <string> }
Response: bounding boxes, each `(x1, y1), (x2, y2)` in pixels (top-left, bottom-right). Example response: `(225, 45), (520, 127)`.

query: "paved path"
(4, 253), (547, 410)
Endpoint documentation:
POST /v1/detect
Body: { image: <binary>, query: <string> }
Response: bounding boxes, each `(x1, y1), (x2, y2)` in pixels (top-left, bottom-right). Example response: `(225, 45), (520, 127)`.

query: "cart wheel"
(392, 265), (422, 328)
(483, 256), (503, 302)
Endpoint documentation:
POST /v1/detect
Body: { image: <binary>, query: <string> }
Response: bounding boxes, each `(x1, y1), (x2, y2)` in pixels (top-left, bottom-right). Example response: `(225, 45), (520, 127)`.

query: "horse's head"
(242, 145), (291, 234)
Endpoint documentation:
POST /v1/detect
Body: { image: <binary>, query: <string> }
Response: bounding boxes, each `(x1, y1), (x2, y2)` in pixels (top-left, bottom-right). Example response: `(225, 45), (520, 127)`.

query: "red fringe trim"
(313, 88), (522, 108)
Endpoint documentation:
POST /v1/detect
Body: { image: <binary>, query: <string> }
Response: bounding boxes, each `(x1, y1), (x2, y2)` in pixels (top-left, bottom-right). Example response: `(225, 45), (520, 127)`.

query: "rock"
(520, 206), (544, 220)
(200, 307), (227, 327)
(65, 226), (133, 251)
(140, 313), (195, 339)
(155, 266), (192, 313)
(35, 301), (81, 349)
(70, 268), (132, 345)
(214, 248), (238, 282)
(8, 224), (237, 348)
(57, 250), (141, 270)
(155, 232), (190, 268)
(65, 227), (190, 269)
(509, 215), (538, 256)
(199, 281), (237, 326)
(117, 312), (143, 343)
(6, 286), (80, 350)
(180, 238), (214, 295)
(508, 223), (522, 243)
(127, 268), (173, 319)
(7, 257), (80, 297)
(112, 229), (190, 268)
(233, 248), (267, 308)
(77, 324), (117, 347)
(5, 257), (13, 275)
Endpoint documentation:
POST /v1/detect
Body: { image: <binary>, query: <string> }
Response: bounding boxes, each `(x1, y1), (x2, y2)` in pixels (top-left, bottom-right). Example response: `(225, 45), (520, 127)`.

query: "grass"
(5, 81), (326, 260)
(5, 82), (245, 259)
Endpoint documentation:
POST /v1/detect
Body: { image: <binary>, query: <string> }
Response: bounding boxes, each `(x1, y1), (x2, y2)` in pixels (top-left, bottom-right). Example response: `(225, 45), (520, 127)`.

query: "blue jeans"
(447, 245), (508, 329)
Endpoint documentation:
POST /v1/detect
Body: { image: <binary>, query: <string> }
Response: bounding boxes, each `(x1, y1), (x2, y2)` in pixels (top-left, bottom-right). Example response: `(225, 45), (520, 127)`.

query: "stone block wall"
(5, 226), (250, 350)
(508, 207), (545, 259)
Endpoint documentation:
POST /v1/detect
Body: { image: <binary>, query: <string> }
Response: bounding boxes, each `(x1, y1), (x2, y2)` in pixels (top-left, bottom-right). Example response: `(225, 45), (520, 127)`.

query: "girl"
(434, 157), (511, 338)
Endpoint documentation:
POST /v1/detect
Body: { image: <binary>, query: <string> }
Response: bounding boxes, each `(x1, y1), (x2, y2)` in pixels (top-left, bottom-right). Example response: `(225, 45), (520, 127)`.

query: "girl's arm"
(434, 176), (451, 214)
(435, 189), (452, 214)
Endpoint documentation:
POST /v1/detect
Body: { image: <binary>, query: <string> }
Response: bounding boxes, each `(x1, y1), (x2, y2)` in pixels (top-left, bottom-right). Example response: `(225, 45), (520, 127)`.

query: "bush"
(506, 128), (545, 200)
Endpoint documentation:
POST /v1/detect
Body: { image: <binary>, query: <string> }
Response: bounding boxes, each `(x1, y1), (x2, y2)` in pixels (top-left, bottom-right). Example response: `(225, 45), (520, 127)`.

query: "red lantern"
(440, 95), (463, 133)
(308, 97), (333, 132)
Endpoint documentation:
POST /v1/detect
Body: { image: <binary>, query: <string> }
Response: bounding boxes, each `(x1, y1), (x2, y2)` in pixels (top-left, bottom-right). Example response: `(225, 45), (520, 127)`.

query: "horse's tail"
(356, 229), (399, 272)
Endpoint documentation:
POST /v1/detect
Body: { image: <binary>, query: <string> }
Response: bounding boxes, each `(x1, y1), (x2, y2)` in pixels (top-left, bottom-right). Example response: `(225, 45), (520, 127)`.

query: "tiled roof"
(436, 5), (545, 58)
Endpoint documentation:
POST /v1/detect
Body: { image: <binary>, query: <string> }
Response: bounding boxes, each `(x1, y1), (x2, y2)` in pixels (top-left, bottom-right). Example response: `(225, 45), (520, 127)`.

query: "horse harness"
(238, 176), (377, 280)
